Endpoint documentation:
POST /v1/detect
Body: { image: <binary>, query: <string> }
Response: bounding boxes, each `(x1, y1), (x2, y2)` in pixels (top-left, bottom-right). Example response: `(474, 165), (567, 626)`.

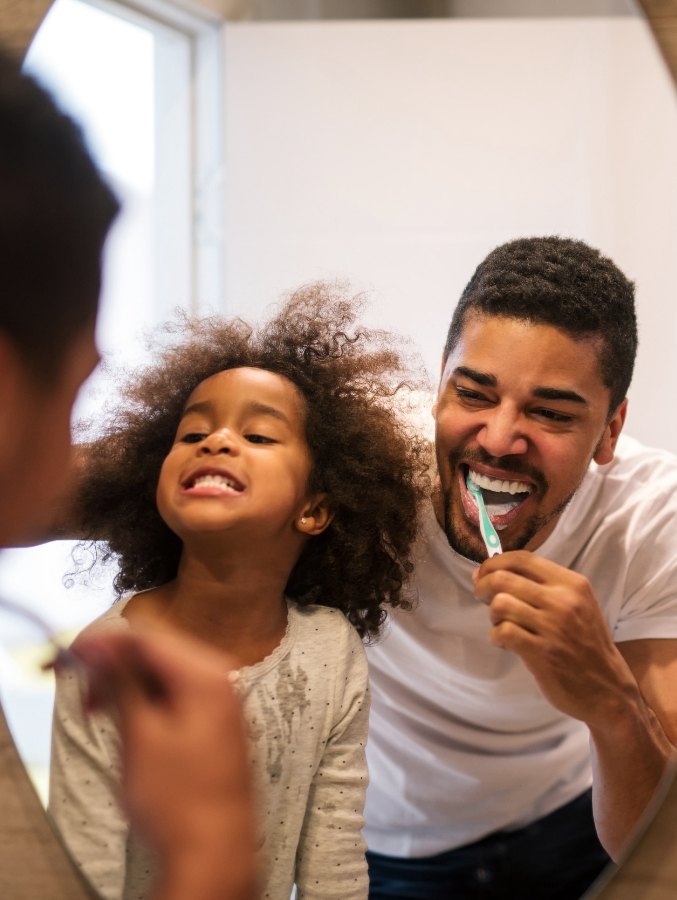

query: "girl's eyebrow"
(181, 399), (211, 417)
(181, 398), (292, 425)
(247, 401), (292, 425)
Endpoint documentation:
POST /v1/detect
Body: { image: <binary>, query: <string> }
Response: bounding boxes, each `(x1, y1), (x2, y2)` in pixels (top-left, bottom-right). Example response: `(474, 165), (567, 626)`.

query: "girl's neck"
(125, 551), (291, 669)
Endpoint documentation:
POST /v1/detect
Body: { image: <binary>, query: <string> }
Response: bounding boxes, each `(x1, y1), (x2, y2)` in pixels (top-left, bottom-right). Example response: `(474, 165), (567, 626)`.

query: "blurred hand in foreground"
(73, 626), (258, 900)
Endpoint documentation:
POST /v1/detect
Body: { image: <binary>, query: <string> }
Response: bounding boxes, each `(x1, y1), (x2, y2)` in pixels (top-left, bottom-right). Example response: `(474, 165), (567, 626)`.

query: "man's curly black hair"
(444, 236), (637, 416)
(74, 283), (431, 640)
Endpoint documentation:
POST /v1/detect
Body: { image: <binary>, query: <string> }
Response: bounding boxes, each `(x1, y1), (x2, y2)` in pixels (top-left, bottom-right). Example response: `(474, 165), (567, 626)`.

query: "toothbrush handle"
(467, 480), (503, 557)
(478, 508), (502, 557)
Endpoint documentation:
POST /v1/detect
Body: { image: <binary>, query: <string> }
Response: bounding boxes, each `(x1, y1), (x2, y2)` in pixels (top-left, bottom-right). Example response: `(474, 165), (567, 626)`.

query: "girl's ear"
(295, 494), (334, 536)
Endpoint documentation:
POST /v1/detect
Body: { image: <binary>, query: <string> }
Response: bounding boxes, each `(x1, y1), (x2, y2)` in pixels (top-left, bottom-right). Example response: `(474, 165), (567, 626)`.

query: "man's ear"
(593, 398), (627, 465)
(432, 353), (449, 419)
(295, 494), (334, 536)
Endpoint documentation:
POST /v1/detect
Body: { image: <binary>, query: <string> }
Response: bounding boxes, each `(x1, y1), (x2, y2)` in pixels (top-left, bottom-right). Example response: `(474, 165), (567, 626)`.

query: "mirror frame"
(1, 2), (675, 71)
(0, 0), (54, 57)
(639, 0), (677, 87)
(1, 1), (677, 896)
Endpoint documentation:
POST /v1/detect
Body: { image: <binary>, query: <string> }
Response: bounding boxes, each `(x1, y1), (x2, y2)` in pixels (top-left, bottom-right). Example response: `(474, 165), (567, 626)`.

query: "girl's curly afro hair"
(74, 283), (432, 639)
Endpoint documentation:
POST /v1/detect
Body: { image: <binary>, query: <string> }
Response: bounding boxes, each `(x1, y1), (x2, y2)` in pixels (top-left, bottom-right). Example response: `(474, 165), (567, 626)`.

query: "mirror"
(3, 1), (677, 897)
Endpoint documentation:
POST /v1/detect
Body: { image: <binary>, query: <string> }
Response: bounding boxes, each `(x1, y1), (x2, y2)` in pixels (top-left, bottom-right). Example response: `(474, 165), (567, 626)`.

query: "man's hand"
(472, 550), (637, 723)
(473, 550), (677, 859)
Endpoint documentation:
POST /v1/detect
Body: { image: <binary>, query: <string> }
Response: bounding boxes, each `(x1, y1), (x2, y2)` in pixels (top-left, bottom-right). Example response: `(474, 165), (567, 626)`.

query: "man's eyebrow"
(452, 366), (496, 387)
(453, 367), (588, 405)
(533, 387), (588, 406)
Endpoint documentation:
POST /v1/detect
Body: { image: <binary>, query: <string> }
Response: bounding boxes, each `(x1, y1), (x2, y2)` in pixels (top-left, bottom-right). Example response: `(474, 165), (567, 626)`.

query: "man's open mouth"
(466, 467), (533, 518)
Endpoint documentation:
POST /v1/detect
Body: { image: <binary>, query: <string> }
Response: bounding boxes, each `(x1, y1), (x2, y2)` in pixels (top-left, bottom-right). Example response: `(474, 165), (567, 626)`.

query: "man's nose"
(476, 406), (528, 457)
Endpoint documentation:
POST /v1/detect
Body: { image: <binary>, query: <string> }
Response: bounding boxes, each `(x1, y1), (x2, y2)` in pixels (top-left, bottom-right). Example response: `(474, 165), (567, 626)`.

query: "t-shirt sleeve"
(294, 622), (369, 900)
(611, 482), (677, 643)
(48, 648), (128, 900)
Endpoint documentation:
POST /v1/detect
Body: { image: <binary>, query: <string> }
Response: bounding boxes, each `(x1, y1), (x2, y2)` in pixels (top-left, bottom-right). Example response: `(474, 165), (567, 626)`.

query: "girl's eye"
(180, 432), (207, 444)
(245, 433), (275, 444)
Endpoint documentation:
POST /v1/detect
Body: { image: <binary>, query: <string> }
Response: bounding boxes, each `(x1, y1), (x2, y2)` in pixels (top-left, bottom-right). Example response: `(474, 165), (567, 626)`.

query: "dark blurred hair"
(0, 49), (119, 380)
(75, 284), (432, 639)
(443, 236), (637, 415)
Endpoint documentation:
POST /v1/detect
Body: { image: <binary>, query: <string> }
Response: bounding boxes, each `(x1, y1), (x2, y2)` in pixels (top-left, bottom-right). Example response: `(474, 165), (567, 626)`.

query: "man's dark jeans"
(367, 790), (612, 900)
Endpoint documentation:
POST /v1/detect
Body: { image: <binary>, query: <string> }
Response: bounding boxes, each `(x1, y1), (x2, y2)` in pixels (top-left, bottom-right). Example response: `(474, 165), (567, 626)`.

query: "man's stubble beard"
(440, 484), (576, 562)
(438, 452), (581, 562)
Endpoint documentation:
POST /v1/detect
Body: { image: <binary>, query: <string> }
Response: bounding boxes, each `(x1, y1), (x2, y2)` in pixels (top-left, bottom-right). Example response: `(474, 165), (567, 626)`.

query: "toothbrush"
(466, 474), (502, 558)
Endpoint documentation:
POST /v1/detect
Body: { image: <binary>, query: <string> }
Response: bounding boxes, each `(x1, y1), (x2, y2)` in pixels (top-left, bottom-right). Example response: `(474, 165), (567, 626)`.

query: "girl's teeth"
(194, 475), (236, 489)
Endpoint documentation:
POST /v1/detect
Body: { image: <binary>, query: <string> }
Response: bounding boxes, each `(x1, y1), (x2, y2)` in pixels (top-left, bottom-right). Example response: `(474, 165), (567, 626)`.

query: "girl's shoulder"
(287, 602), (367, 672)
(289, 601), (359, 639)
(70, 594), (134, 647)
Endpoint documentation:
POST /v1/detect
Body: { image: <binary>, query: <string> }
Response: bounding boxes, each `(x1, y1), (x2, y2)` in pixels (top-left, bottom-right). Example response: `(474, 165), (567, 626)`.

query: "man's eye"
(180, 432), (207, 444)
(245, 433), (275, 444)
(535, 408), (573, 423)
(455, 387), (487, 404)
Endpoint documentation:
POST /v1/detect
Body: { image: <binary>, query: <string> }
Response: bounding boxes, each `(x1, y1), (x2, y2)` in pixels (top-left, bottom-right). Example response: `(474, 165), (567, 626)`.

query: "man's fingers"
(477, 550), (559, 584)
(475, 569), (548, 610)
(74, 627), (239, 721)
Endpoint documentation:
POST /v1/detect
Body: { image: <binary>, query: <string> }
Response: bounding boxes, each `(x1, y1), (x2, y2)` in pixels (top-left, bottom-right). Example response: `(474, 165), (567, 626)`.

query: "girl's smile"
(181, 467), (245, 496)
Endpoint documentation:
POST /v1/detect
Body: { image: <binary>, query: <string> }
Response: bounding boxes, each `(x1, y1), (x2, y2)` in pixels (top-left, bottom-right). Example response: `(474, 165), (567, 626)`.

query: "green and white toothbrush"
(466, 473), (502, 558)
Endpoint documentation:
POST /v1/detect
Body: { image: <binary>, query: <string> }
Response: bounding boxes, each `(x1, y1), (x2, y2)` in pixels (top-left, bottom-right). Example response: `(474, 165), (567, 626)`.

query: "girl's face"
(157, 367), (324, 542)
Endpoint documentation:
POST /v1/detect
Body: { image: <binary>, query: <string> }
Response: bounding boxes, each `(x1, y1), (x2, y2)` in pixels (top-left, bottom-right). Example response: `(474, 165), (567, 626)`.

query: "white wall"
(221, 16), (677, 450)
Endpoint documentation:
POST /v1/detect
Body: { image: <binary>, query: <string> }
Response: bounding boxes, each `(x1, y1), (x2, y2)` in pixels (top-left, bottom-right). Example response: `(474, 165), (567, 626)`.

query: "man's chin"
(439, 487), (546, 561)
(443, 527), (488, 564)
(444, 518), (542, 562)
(439, 479), (574, 561)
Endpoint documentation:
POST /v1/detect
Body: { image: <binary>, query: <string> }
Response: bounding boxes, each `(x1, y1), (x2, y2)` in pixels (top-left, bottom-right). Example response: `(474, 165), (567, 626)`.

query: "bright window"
(0, 0), (224, 801)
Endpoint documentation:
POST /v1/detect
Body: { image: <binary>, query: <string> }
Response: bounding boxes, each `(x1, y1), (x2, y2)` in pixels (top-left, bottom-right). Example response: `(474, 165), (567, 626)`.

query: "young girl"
(49, 284), (430, 900)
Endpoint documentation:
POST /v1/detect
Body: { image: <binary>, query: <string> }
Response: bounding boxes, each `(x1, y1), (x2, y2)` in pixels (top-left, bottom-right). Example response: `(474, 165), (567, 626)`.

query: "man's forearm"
(590, 693), (676, 860)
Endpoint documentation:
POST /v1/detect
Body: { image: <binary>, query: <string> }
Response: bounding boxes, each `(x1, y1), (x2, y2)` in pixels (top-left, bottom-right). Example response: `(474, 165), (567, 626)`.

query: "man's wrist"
(151, 804), (258, 900)
(155, 835), (258, 900)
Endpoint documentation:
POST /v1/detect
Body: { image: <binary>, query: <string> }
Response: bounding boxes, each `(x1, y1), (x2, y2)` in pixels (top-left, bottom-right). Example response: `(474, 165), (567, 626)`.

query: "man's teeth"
(468, 470), (532, 496)
(192, 474), (240, 491)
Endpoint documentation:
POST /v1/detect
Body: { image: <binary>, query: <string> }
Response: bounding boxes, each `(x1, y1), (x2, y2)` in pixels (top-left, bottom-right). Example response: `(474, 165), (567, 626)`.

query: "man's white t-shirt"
(365, 434), (677, 858)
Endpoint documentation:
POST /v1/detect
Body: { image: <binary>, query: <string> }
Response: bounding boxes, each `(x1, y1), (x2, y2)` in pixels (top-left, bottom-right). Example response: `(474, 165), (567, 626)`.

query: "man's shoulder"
(611, 432), (677, 467)
(593, 433), (677, 493)
(552, 433), (677, 551)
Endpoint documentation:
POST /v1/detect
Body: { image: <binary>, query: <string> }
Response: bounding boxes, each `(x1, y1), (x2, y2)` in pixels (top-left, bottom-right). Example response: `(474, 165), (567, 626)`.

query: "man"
(365, 236), (677, 899)
(0, 49), (256, 900)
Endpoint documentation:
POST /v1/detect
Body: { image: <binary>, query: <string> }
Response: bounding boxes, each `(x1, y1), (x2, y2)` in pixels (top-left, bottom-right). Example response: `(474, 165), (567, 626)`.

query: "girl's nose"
(198, 428), (239, 455)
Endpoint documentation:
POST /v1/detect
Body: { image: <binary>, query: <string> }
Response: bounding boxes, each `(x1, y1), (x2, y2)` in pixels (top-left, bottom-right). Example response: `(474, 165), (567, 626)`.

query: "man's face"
(433, 313), (625, 562)
(0, 323), (100, 545)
